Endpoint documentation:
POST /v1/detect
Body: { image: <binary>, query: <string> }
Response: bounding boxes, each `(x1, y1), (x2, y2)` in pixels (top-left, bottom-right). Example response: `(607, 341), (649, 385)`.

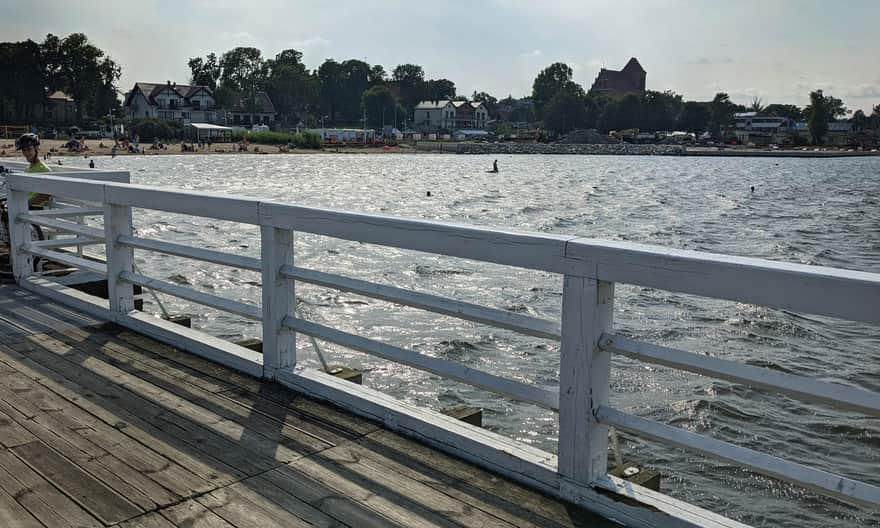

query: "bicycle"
(0, 166), (45, 276)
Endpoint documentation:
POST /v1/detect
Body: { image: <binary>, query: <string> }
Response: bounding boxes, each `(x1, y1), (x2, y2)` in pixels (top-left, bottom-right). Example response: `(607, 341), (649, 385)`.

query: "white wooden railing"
(4, 171), (879, 528)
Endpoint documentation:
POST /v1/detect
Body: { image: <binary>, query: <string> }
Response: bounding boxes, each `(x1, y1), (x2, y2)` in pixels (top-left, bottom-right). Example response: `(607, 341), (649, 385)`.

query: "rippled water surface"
(71, 153), (878, 527)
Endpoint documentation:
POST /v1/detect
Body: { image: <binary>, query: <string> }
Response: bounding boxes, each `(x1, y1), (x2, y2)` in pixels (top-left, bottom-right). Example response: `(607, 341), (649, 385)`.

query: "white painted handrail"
(280, 265), (562, 340)
(595, 406), (880, 508)
(282, 315), (561, 410)
(6, 171), (879, 525)
(600, 333), (880, 417)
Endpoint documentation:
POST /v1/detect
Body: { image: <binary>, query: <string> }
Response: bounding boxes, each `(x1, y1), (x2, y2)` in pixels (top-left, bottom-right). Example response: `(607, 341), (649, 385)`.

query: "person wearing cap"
(15, 133), (52, 207)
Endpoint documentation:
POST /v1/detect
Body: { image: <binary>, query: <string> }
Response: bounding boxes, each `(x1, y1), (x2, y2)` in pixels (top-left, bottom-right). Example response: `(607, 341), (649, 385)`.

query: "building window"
(192, 100), (200, 110)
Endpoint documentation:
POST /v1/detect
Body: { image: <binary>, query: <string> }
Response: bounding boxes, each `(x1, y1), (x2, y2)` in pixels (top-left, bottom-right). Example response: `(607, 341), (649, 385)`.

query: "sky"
(3, 0), (879, 113)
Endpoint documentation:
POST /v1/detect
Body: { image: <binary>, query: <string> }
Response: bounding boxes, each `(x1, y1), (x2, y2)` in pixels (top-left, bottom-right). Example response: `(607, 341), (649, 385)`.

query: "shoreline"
(2, 139), (877, 159)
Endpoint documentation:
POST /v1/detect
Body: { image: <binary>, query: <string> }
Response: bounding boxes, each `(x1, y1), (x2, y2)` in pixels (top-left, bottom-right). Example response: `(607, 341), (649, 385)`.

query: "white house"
(413, 100), (490, 131)
(124, 82), (220, 124)
(123, 82), (277, 128)
(414, 100), (456, 130)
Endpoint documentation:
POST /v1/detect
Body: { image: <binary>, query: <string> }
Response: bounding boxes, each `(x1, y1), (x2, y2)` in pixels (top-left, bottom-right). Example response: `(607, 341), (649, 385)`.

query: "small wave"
(167, 274), (191, 285)
(415, 265), (473, 276)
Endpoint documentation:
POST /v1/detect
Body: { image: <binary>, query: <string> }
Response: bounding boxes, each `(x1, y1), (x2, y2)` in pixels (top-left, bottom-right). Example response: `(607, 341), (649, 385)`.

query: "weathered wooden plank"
(351, 429), (607, 528)
(112, 328), (265, 392)
(0, 373), (176, 510)
(286, 453), (456, 528)
(110, 329), (379, 440)
(0, 487), (44, 528)
(0, 341), (213, 498)
(260, 467), (404, 528)
(0, 408), (37, 448)
(357, 429), (600, 528)
(0, 448), (101, 528)
(53, 329), (334, 459)
(118, 511), (178, 528)
(13, 440), (142, 524)
(159, 499), (237, 528)
(196, 484), (315, 528)
(0, 340), (245, 486)
(21, 331), (282, 474)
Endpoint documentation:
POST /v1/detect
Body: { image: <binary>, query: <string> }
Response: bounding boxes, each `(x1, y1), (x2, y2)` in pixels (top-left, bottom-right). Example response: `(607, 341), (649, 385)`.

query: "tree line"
(187, 46), (477, 128)
(0, 33), (121, 123)
(529, 62), (880, 143)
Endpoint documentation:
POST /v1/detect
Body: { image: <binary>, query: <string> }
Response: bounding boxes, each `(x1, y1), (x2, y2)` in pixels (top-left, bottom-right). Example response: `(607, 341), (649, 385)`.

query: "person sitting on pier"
(15, 133), (52, 208)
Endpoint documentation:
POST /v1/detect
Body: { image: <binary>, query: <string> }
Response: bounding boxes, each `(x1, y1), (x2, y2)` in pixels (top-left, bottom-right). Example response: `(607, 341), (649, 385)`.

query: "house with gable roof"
(413, 100), (489, 131)
(123, 81), (277, 128)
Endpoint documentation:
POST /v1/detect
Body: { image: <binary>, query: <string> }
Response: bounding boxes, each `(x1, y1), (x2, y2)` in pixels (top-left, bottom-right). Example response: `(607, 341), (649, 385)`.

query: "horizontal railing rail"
(5, 171), (879, 527)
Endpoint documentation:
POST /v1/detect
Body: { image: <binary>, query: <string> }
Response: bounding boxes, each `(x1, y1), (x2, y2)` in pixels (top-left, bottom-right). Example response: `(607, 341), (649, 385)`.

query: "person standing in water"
(492, 159), (498, 172)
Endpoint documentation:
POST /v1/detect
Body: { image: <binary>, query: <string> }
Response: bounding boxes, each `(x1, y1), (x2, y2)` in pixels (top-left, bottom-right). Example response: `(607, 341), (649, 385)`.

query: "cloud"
(519, 49), (542, 58)
(685, 57), (735, 65)
(289, 36), (332, 49)
(219, 31), (257, 43)
(842, 84), (880, 98)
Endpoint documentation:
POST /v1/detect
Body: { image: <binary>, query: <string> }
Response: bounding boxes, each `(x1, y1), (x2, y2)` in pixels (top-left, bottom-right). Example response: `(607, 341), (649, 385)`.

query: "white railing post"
(558, 276), (615, 485)
(7, 188), (33, 282)
(261, 225), (295, 379)
(104, 203), (134, 313)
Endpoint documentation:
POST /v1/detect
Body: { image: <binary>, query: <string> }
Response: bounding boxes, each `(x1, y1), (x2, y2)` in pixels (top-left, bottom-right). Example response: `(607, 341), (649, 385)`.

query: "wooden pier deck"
(0, 284), (613, 528)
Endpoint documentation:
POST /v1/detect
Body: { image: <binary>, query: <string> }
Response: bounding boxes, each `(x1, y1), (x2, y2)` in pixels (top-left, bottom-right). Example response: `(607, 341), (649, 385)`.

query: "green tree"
(676, 101), (710, 133)
(0, 40), (46, 122)
(804, 92), (848, 122)
(52, 33), (121, 119)
(763, 104), (803, 120)
(597, 93), (643, 132)
(641, 90), (682, 131)
(870, 104), (880, 130)
(851, 109), (868, 130)
(392, 63), (426, 115)
(264, 49), (318, 126)
(748, 96), (765, 113)
(708, 92), (736, 140)
(368, 64), (386, 85)
(188, 53), (221, 91)
(317, 59), (345, 122)
(543, 84), (588, 134)
(219, 47), (267, 112)
(424, 78), (456, 101)
(806, 89), (830, 144)
(361, 85), (397, 127)
(532, 62), (574, 120)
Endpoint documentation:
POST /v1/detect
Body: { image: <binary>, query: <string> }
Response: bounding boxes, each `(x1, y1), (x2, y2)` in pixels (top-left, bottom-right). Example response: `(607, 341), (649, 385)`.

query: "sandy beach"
(0, 138), (416, 158)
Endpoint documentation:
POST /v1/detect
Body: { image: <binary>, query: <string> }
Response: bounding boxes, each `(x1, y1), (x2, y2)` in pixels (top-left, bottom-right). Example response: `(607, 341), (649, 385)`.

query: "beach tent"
(186, 123), (233, 141)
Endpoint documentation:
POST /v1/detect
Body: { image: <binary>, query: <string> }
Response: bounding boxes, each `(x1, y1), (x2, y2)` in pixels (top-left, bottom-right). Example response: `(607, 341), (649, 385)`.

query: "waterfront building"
(589, 57), (647, 95)
(414, 100), (489, 131)
(123, 81), (277, 128)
